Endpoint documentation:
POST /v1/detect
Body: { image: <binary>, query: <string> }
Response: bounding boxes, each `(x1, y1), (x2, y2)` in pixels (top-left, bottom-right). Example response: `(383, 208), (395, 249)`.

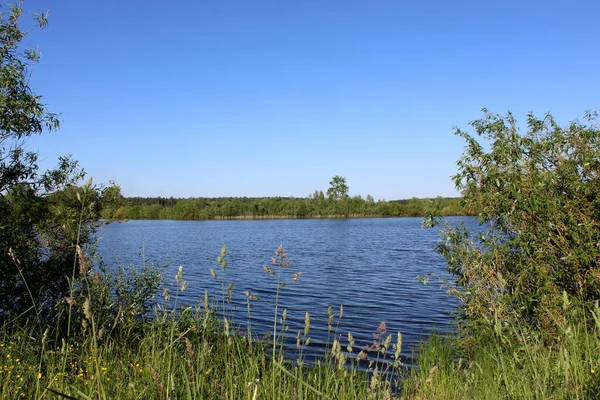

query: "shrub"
(428, 109), (600, 331)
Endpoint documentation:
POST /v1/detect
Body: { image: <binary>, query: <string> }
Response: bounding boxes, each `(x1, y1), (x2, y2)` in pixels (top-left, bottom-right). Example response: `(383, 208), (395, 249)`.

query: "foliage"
(428, 109), (600, 330)
(0, 3), (112, 323)
(106, 195), (468, 220)
(97, 183), (125, 219)
(326, 175), (349, 200)
(402, 300), (600, 400)
(106, 176), (470, 220)
(0, 246), (405, 399)
(58, 248), (164, 341)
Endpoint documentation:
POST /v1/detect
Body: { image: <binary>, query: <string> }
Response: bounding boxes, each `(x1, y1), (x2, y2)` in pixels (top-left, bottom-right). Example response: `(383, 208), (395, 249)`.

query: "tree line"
(100, 193), (470, 220)
(97, 175), (472, 220)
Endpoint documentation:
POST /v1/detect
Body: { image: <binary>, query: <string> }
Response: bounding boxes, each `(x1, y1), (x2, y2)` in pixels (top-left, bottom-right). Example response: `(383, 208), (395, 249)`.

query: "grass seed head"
(304, 312), (311, 336)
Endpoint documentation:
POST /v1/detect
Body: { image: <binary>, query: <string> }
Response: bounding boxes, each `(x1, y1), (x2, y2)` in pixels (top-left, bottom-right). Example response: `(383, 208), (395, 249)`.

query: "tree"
(0, 3), (99, 322)
(99, 183), (124, 218)
(326, 175), (349, 200)
(428, 109), (600, 331)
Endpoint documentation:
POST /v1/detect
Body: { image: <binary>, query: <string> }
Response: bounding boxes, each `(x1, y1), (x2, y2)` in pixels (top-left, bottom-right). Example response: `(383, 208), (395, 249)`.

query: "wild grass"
(402, 301), (600, 400)
(3, 263), (600, 400)
(0, 245), (404, 399)
(3, 244), (599, 399)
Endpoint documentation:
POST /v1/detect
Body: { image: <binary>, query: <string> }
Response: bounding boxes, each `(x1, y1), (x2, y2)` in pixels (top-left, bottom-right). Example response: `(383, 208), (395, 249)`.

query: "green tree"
(428, 109), (600, 330)
(0, 4), (98, 322)
(326, 175), (349, 200)
(98, 183), (124, 219)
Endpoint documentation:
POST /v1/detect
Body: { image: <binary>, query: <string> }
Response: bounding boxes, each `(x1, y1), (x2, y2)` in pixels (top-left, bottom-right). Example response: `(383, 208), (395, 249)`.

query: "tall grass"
(0, 245), (404, 399)
(3, 257), (599, 400)
(402, 301), (600, 399)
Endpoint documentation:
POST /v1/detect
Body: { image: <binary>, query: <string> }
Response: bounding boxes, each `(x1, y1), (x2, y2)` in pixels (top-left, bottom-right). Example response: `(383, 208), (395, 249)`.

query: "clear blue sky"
(21, 0), (600, 199)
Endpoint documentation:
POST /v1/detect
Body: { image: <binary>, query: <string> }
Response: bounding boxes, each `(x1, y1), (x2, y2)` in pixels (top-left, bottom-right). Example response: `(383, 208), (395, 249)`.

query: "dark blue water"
(96, 217), (474, 366)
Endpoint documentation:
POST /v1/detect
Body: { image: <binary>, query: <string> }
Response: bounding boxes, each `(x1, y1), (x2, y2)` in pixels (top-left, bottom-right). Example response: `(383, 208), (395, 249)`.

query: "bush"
(428, 109), (600, 331)
(57, 249), (164, 341)
(0, 4), (117, 324)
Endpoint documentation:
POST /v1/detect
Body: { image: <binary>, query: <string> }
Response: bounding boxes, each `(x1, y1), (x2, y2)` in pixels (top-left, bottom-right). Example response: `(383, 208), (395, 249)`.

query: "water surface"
(97, 217), (473, 365)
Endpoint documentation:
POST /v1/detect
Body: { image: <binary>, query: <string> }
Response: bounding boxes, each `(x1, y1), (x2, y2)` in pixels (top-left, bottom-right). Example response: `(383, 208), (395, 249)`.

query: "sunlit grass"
(3, 244), (599, 399)
(0, 246), (404, 399)
(0, 307), (401, 399)
(402, 302), (600, 400)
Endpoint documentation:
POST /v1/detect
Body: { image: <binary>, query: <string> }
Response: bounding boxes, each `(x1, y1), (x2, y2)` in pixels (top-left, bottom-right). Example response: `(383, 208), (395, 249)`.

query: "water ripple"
(96, 217), (476, 361)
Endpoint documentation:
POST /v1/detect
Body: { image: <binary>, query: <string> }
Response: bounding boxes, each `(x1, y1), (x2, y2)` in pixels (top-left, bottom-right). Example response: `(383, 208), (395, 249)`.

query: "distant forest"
(100, 194), (473, 220)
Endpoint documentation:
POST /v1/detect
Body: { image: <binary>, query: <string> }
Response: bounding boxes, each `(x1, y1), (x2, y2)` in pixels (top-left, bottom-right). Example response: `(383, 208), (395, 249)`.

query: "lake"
(96, 217), (473, 366)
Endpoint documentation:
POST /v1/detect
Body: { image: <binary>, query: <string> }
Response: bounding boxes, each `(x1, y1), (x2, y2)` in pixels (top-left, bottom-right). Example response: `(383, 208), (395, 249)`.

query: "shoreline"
(104, 213), (472, 222)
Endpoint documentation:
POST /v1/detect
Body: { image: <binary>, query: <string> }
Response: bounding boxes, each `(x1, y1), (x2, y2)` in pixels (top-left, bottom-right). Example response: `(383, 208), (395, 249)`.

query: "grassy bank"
(4, 282), (598, 400)
(402, 303), (600, 399)
(0, 310), (401, 399)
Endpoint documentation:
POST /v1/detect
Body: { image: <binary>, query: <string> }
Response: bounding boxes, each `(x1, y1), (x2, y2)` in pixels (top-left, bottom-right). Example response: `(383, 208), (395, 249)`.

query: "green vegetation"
(0, 244), (407, 399)
(326, 175), (349, 200)
(2, 2), (599, 399)
(102, 192), (469, 220)
(99, 173), (471, 221)
(99, 174), (471, 221)
(404, 109), (600, 399)
(402, 304), (600, 399)
(0, 3), (115, 323)
(434, 109), (600, 328)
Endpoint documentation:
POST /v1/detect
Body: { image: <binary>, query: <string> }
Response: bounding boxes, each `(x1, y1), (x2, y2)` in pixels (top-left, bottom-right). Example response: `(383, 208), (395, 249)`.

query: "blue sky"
(20, 0), (600, 199)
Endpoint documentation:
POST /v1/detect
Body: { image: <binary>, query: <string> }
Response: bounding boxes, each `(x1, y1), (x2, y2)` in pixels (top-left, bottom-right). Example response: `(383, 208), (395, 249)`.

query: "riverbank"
(1, 310), (397, 399)
(106, 213), (467, 222)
